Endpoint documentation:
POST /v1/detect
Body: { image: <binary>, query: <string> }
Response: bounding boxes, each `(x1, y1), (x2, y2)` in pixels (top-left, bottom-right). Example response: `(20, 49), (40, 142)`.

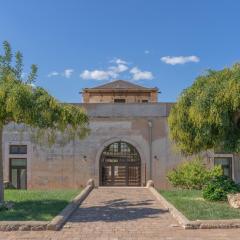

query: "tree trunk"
(0, 126), (4, 203)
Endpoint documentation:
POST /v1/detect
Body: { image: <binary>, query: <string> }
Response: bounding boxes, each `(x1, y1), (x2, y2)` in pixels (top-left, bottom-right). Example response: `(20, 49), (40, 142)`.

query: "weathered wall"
(3, 103), (237, 190)
(2, 119), (146, 189)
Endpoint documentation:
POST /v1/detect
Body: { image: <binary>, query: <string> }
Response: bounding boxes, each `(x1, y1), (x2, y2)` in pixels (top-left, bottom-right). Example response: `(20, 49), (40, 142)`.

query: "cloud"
(130, 67), (153, 81)
(111, 58), (128, 65)
(144, 50), (150, 54)
(109, 64), (128, 74)
(28, 83), (37, 89)
(21, 72), (27, 79)
(48, 69), (74, 78)
(47, 71), (59, 77)
(80, 70), (111, 80)
(80, 58), (154, 81)
(80, 58), (129, 80)
(161, 55), (200, 65)
(63, 69), (74, 78)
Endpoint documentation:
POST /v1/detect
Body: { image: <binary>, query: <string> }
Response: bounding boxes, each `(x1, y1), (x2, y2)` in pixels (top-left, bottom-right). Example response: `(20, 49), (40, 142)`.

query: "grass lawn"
(0, 189), (80, 221)
(160, 189), (240, 220)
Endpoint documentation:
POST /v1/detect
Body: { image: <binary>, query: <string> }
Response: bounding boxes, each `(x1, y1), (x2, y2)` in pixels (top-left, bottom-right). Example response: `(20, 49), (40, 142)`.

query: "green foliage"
(202, 176), (240, 201)
(0, 41), (89, 202)
(167, 158), (223, 190)
(0, 41), (89, 143)
(168, 64), (240, 154)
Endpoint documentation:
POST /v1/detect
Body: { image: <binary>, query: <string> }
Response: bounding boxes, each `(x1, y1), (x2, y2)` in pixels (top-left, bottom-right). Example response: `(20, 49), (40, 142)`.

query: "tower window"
(114, 99), (126, 103)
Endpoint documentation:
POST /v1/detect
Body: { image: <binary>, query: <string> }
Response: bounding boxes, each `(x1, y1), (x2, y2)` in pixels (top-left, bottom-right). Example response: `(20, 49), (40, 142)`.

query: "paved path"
(64, 187), (177, 236)
(2, 187), (240, 239)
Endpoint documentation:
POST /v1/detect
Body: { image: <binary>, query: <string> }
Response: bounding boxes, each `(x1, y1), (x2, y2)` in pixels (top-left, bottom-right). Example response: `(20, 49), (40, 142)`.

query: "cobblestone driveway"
(2, 187), (240, 239)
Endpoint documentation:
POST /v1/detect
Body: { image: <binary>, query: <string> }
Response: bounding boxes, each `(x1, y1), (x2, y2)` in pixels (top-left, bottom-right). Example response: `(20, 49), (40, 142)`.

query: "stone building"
(81, 80), (158, 103)
(2, 80), (238, 189)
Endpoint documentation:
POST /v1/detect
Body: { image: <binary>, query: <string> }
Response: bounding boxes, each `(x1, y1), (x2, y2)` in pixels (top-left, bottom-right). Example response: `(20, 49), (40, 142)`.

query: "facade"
(81, 80), (159, 103)
(2, 80), (239, 189)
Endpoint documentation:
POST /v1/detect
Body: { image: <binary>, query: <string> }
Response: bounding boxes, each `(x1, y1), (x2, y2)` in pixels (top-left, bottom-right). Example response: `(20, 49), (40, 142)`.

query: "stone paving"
(2, 187), (240, 239)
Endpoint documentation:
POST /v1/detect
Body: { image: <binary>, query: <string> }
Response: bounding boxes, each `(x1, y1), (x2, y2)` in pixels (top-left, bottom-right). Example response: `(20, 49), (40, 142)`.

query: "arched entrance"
(100, 141), (141, 186)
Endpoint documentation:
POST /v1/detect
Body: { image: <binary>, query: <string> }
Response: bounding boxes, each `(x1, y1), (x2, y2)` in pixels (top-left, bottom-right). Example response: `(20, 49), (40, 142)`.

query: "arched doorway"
(100, 141), (141, 186)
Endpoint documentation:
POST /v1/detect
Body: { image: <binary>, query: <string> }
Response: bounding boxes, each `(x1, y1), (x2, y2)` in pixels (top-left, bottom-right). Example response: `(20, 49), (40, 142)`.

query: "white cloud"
(21, 72), (27, 79)
(80, 58), (129, 80)
(48, 69), (74, 78)
(80, 70), (111, 80)
(63, 69), (74, 78)
(47, 71), (59, 77)
(28, 83), (37, 89)
(161, 55), (200, 65)
(144, 50), (150, 54)
(111, 58), (128, 65)
(130, 67), (153, 81)
(109, 64), (128, 74)
(80, 58), (154, 81)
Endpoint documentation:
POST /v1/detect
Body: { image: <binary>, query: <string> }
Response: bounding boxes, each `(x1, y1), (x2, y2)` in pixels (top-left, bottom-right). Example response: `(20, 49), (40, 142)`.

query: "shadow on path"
(69, 198), (169, 223)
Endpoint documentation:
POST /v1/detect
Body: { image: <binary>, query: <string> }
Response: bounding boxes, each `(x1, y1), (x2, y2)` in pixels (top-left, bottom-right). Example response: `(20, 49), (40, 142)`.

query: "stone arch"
(95, 137), (147, 186)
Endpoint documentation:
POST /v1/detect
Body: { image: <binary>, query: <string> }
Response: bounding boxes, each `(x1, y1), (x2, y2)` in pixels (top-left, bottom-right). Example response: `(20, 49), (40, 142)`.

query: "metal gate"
(100, 141), (141, 186)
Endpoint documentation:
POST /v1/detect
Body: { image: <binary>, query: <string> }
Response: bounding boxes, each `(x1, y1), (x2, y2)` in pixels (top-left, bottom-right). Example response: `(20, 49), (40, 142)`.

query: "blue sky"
(0, 0), (240, 103)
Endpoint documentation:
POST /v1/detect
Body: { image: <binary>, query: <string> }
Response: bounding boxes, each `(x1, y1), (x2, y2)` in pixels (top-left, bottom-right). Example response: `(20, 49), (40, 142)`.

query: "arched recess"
(99, 141), (141, 186)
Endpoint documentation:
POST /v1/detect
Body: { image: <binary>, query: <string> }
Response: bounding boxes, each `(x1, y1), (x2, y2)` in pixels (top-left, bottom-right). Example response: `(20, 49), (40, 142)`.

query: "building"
(2, 80), (238, 189)
(81, 80), (159, 103)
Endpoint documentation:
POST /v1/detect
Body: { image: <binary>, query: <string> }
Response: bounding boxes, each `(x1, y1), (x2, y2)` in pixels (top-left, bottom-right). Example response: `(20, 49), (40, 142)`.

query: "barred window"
(9, 145), (27, 154)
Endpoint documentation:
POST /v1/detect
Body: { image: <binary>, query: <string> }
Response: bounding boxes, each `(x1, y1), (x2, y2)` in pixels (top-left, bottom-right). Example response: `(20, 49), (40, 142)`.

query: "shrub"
(203, 176), (240, 201)
(167, 158), (222, 190)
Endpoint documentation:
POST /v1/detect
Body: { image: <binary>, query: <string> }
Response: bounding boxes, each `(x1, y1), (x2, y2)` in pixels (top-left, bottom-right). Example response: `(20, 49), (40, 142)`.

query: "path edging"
(0, 179), (94, 231)
(147, 181), (240, 229)
(47, 179), (94, 230)
(0, 221), (48, 231)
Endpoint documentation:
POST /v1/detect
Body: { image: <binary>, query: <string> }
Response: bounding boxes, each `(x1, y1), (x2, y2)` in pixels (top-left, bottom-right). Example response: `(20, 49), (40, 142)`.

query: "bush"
(203, 176), (240, 201)
(167, 158), (223, 190)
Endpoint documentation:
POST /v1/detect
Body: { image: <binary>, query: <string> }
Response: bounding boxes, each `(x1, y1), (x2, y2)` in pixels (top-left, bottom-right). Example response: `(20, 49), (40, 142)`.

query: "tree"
(168, 64), (240, 154)
(0, 41), (89, 203)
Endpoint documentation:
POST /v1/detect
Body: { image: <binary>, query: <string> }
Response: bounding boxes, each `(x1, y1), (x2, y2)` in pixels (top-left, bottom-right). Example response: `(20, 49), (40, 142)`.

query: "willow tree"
(168, 64), (240, 155)
(0, 41), (89, 203)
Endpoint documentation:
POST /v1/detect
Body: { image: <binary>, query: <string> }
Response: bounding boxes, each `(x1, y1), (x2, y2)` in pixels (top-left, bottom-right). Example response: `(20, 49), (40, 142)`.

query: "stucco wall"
(4, 102), (236, 190)
(2, 120), (149, 188)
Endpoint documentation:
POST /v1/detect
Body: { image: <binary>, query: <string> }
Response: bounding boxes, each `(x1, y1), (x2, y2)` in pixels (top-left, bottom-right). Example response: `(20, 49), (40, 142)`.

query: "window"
(10, 158), (27, 189)
(9, 145), (27, 154)
(114, 99), (126, 103)
(214, 157), (232, 178)
(142, 100), (148, 103)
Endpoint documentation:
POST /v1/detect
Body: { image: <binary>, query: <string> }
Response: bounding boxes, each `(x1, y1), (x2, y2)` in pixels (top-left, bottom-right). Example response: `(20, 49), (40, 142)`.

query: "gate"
(100, 141), (141, 186)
